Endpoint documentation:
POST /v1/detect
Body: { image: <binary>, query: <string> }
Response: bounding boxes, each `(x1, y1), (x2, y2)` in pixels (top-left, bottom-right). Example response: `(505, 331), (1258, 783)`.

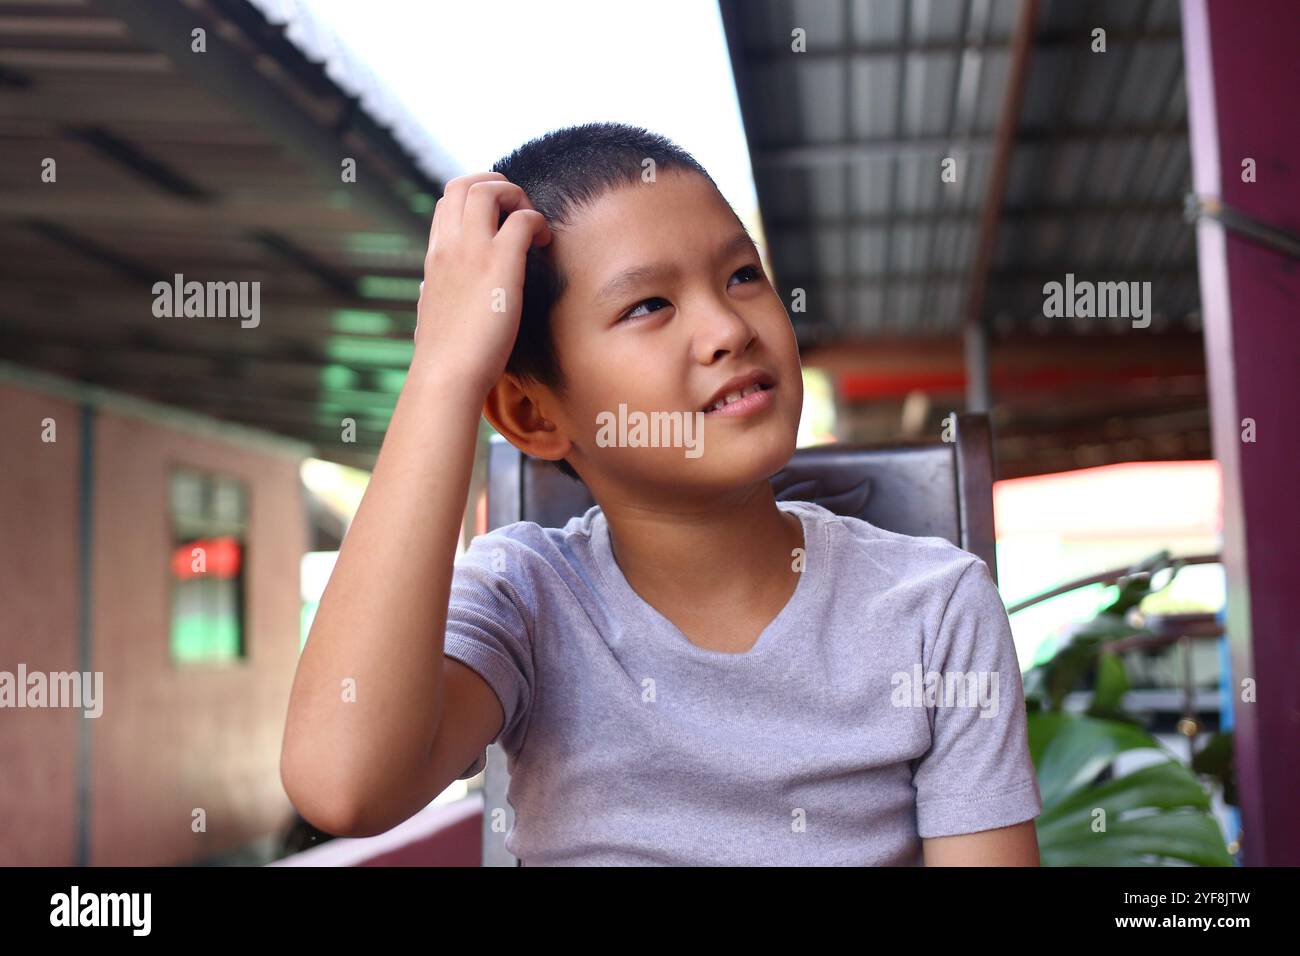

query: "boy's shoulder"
(457, 505), (602, 571)
(791, 498), (988, 584)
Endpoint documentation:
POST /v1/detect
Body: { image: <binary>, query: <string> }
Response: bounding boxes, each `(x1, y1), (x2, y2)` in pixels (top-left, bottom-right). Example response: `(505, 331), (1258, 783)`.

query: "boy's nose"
(694, 306), (757, 362)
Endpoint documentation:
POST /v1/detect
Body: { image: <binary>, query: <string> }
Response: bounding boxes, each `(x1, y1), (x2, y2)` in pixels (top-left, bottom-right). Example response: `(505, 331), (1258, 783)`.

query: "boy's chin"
(588, 409), (799, 487)
(672, 432), (797, 483)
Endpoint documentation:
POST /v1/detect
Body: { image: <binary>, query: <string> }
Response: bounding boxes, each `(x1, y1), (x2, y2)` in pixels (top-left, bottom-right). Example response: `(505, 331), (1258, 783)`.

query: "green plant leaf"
(1097, 550), (1182, 618)
(1026, 710), (1070, 768)
(1030, 715), (1163, 808)
(1038, 812), (1233, 866)
(1086, 651), (1130, 719)
(1026, 615), (1145, 711)
(1191, 731), (1237, 808)
(1038, 759), (1211, 829)
(1021, 551), (1225, 867)
(1028, 716), (1232, 866)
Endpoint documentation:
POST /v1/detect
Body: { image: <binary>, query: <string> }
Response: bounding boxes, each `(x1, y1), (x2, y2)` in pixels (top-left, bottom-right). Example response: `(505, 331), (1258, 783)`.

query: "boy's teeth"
(707, 383), (765, 412)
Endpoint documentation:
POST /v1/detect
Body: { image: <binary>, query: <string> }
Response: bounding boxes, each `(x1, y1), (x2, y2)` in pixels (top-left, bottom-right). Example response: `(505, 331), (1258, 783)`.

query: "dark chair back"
(479, 412), (996, 865)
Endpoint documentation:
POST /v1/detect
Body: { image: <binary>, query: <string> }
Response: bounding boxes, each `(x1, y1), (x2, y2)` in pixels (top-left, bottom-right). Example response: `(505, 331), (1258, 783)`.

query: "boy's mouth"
(700, 371), (777, 415)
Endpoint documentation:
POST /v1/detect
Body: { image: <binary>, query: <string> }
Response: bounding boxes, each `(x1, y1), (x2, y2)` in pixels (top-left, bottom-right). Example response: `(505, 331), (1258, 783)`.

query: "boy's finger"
(495, 208), (551, 256)
(431, 171), (508, 244)
(463, 181), (533, 239)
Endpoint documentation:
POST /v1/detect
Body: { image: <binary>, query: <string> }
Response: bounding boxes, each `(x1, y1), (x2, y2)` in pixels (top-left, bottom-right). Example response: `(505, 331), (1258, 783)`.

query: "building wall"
(0, 377), (308, 865)
(0, 384), (83, 865)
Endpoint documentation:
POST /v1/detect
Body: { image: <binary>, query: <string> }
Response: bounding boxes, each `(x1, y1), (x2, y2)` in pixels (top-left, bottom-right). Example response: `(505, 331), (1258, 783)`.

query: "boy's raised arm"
(279, 173), (550, 836)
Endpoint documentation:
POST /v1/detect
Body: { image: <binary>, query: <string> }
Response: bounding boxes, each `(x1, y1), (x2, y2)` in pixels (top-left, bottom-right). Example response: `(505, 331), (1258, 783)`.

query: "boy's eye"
(621, 297), (670, 322)
(617, 265), (762, 322)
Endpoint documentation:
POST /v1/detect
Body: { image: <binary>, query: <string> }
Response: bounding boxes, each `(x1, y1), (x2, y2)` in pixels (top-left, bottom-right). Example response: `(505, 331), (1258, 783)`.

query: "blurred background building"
(0, 0), (1295, 866)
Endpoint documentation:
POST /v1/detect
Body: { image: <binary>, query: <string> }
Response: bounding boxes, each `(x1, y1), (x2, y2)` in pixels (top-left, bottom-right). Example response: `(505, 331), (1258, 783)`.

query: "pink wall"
(0, 385), (82, 866)
(90, 408), (307, 865)
(0, 377), (309, 865)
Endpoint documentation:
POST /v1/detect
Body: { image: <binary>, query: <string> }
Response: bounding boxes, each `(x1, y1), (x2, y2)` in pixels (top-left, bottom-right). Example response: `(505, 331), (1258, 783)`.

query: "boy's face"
(531, 168), (804, 500)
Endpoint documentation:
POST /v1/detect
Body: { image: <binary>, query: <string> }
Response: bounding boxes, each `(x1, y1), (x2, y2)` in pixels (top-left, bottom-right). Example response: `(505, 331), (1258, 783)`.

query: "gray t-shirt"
(443, 498), (1042, 865)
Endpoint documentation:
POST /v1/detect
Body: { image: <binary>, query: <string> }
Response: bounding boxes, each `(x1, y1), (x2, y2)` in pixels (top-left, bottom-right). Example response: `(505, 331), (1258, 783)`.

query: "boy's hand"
(412, 172), (551, 394)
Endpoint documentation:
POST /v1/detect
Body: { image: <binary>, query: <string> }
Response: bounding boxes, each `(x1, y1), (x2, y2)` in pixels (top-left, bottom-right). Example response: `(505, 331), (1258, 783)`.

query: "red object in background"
(170, 536), (242, 580)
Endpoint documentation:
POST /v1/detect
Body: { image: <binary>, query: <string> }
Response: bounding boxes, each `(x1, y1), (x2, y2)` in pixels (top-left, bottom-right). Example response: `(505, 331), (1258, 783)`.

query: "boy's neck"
(598, 482), (805, 614)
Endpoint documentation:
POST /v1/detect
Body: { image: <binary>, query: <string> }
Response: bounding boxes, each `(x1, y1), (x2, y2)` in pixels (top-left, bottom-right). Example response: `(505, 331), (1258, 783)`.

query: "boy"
(280, 122), (1042, 866)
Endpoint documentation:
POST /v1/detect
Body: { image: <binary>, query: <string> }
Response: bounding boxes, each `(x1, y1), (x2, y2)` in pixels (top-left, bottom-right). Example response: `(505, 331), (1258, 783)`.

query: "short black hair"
(490, 122), (721, 483)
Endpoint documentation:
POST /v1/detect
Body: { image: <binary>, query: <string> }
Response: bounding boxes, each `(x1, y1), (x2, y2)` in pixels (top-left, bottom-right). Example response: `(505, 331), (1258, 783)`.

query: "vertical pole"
(1181, 0), (1300, 865)
(75, 403), (96, 867)
(962, 0), (1038, 412)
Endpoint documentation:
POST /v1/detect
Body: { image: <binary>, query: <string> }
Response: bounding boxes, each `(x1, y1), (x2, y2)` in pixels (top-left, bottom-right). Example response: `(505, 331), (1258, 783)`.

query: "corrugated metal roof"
(722, 0), (1198, 343)
(243, 0), (457, 186)
(720, 0), (1209, 477)
(0, 0), (450, 470)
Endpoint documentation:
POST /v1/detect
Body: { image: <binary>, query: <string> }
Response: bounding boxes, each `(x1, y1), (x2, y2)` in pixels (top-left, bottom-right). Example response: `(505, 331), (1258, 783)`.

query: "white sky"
(299, 0), (761, 222)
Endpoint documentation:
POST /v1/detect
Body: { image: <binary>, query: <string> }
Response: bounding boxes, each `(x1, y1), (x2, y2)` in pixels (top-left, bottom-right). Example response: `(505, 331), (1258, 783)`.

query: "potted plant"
(1021, 552), (1235, 866)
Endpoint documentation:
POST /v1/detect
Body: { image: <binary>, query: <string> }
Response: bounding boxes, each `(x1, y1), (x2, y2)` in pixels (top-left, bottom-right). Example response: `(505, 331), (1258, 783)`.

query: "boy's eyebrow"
(592, 231), (758, 306)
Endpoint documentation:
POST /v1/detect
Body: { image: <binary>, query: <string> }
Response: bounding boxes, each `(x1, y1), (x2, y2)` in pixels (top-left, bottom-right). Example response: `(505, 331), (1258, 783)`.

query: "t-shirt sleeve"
(911, 558), (1044, 839)
(442, 531), (536, 781)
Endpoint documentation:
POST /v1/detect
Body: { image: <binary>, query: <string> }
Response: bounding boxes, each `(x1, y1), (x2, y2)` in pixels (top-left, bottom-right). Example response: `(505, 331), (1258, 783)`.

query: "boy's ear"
(481, 373), (571, 465)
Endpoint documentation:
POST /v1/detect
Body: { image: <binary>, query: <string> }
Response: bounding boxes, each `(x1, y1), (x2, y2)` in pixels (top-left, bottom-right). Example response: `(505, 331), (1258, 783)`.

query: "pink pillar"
(1181, 0), (1300, 865)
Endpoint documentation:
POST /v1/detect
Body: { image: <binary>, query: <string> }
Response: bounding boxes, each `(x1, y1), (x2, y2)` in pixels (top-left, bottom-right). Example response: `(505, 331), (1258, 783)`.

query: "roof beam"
(763, 201), (1184, 231)
(91, 0), (432, 238)
(963, 0), (1040, 410)
(1, 299), (417, 346)
(0, 191), (379, 231)
(63, 124), (213, 199)
(752, 124), (1186, 167)
(800, 332), (1205, 376)
(738, 27), (1183, 63)
(778, 264), (1197, 288)
(0, 320), (414, 378)
(0, 274), (422, 320)
(20, 218), (158, 282)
